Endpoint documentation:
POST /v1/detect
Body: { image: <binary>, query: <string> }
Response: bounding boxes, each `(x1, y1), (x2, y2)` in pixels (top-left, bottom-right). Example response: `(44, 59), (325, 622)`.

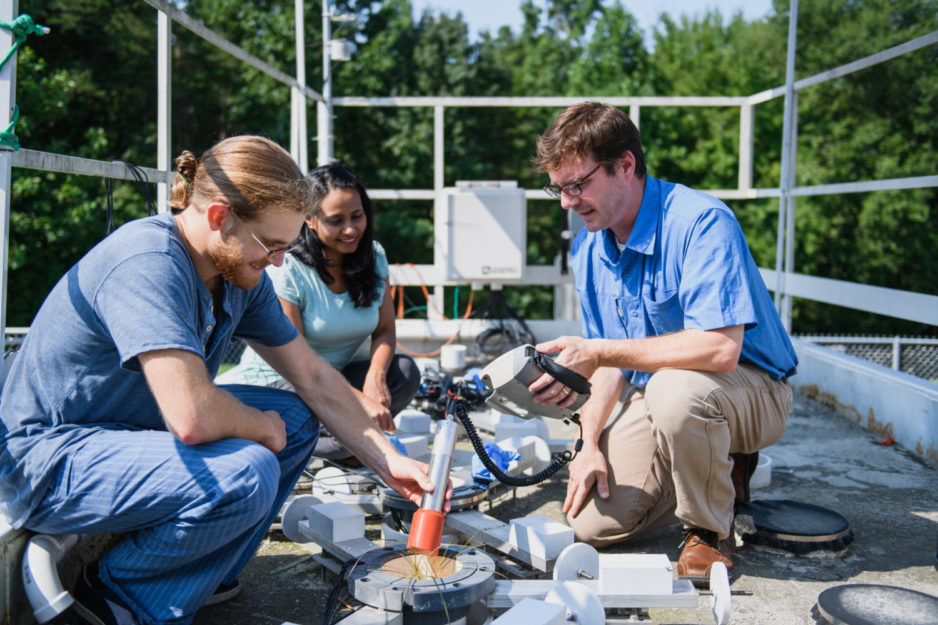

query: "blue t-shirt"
(0, 212), (298, 527)
(572, 176), (798, 388)
(229, 241), (389, 385)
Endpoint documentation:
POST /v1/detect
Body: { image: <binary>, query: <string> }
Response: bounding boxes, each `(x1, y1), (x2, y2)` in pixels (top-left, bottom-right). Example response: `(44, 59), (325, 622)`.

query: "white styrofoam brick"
(491, 598), (567, 624)
(397, 434), (431, 461)
(599, 553), (673, 595)
(300, 501), (365, 544)
(508, 515), (574, 561)
(394, 409), (431, 434)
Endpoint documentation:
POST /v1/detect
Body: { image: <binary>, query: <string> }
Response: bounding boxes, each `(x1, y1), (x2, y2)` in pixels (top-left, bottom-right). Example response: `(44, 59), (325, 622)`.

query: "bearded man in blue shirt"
(530, 102), (797, 586)
(0, 136), (440, 625)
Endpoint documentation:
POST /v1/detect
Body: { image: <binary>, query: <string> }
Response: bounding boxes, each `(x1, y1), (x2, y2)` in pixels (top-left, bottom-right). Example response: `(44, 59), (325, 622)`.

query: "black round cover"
(815, 584), (938, 625)
(735, 499), (854, 554)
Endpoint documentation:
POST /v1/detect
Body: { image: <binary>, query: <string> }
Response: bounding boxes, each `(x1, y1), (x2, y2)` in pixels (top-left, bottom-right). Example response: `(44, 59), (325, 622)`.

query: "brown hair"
(534, 102), (646, 178)
(169, 135), (310, 220)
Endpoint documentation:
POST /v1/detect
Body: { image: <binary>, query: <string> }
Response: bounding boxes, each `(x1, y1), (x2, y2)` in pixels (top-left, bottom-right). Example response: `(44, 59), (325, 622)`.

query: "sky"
(408, 0), (776, 43)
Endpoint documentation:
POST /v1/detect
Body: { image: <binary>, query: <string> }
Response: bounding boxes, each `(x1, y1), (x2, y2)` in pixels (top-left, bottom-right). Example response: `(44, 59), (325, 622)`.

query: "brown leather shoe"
(731, 451), (759, 507)
(677, 527), (734, 587)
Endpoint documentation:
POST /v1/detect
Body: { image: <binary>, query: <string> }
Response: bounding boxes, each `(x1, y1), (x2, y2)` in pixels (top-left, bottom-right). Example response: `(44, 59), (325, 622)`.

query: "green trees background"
(8, 0), (938, 335)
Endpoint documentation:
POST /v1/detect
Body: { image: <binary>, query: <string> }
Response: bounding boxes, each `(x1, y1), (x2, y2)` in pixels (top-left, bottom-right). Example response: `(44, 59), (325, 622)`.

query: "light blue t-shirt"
(572, 176), (798, 388)
(0, 212), (298, 527)
(230, 241), (389, 385)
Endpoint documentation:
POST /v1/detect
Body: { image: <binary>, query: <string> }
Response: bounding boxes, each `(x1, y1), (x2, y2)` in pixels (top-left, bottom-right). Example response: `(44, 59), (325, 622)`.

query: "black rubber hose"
(450, 397), (580, 487)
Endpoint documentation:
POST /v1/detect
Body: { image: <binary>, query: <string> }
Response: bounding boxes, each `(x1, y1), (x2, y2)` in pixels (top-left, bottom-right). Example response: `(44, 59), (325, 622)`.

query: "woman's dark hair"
(292, 164), (380, 308)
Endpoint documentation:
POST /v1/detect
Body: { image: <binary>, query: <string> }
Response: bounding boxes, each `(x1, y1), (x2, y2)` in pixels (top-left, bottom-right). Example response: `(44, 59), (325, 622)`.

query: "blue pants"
(24, 385), (319, 625)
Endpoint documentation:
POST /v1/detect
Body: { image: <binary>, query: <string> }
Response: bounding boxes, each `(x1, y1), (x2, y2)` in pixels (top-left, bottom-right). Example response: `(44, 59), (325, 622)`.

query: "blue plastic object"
(471, 443), (521, 489)
(387, 435), (408, 457)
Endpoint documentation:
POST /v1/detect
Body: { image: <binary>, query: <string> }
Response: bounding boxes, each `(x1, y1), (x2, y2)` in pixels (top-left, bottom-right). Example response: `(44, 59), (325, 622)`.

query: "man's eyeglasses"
(543, 164), (602, 199)
(230, 211), (303, 261)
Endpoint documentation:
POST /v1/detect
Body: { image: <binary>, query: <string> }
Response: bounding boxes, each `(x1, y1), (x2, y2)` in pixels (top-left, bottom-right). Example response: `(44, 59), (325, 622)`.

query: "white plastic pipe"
(22, 533), (79, 623)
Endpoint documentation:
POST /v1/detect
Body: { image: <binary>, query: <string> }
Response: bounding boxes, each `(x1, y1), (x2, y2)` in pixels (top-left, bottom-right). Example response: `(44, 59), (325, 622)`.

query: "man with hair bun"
(530, 102), (797, 586)
(0, 135), (441, 625)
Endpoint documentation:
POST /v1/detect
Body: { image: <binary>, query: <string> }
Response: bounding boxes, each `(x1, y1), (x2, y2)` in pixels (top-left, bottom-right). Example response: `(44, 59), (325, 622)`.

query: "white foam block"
(599, 553), (673, 595)
(396, 434), (430, 461)
(492, 598), (567, 624)
(394, 409), (432, 434)
(508, 515), (574, 561)
(301, 501), (365, 544)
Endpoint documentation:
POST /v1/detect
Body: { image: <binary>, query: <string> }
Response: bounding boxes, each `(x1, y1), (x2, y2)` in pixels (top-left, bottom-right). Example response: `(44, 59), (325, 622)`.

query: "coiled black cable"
(448, 389), (582, 487)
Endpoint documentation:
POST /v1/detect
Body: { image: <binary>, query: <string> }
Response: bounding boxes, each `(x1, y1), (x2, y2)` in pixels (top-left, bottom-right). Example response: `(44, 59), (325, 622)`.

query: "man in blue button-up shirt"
(530, 102), (797, 586)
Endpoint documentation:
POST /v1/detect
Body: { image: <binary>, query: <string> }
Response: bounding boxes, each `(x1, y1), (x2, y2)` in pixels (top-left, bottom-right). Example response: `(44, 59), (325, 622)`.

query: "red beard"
(210, 236), (265, 290)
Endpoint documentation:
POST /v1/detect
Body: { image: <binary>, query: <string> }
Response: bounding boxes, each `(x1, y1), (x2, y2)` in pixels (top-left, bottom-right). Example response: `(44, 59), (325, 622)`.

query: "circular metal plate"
(313, 466), (373, 495)
(348, 546), (496, 613)
(545, 581), (605, 625)
(815, 584), (938, 625)
(279, 495), (322, 543)
(381, 480), (496, 513)
(553, 542), (599, 582)
(709, 561), (731, 625)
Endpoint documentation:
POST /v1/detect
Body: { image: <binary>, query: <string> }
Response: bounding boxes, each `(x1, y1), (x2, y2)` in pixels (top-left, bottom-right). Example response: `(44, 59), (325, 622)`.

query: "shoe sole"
(203, 582), (242, 606)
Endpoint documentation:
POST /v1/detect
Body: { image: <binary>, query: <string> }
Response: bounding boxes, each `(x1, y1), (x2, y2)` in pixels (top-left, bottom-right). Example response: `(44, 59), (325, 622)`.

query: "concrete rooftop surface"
(186, 389), (938, 625)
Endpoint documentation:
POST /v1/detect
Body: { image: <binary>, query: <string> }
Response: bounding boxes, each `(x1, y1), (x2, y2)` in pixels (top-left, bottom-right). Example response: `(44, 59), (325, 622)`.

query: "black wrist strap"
(526, 345), (591, 395)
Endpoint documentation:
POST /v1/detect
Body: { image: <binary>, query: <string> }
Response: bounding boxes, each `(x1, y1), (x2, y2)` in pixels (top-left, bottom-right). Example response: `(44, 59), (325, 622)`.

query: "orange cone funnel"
(407, 508), (445, 555)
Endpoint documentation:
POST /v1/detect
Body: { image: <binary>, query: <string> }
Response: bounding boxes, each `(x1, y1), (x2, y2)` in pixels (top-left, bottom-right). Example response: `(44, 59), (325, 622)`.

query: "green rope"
(0, 14), (50, 70)
(0, 15), (50, 150)
(0, 105), (18, 150)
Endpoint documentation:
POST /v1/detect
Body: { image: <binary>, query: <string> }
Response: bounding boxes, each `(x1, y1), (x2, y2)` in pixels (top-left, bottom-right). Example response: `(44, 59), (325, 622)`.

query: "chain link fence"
(796, 335), (938, 383)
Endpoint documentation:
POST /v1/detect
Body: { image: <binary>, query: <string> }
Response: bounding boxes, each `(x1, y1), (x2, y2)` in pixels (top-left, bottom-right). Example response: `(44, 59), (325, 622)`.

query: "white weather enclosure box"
(434, 181), (526, 282)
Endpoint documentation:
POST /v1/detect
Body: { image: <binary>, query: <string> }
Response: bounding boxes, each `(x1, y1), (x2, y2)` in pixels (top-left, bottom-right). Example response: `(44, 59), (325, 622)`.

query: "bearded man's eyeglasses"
(230, 211), (303, 261)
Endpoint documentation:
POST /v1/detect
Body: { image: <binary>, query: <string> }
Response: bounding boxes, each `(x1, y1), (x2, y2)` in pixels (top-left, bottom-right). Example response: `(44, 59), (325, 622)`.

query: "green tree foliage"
(6, 0), (937, 336)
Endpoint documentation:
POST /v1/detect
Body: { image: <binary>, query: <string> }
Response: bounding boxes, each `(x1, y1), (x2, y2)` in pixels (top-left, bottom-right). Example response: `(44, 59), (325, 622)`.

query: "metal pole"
(629, 103), (640, 129)
(430, 105), (445, 320)
(157, 9), (171, 211)
(774, 0), (798, 332)
(0, 0), (18, 363)
(781, 91), (798, 326)
(317, 0), (333, 165)
(738, 103), (754, 191)
(293, 0), (308, 171)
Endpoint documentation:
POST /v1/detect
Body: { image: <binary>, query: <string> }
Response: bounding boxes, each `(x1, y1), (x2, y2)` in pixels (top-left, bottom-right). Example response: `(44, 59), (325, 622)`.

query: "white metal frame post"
(317, 0), (333, 165)
(291, 0), (308, 171)
(738, 103), (754, 191)
(774, 0), (799, 330)
(156, 9), (171, 211)
(781, 91), (798, 326)
(0, 0), (18, 356)
(429, 105), (445, 320)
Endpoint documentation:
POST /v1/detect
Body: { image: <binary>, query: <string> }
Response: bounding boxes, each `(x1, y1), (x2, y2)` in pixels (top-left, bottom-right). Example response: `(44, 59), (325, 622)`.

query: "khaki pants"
(567, 364), (792, 545)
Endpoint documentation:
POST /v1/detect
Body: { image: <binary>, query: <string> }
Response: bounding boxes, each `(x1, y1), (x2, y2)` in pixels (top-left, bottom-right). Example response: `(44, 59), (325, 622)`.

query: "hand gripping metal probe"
(406, 403), (459, 555)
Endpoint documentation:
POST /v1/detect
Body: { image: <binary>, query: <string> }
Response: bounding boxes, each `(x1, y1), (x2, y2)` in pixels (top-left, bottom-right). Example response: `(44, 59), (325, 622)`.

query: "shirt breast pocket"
(642, 290), (684, 335)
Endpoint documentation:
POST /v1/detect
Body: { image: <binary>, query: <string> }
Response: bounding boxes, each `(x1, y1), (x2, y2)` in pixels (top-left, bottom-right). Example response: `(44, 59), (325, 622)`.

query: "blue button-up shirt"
(571, 176), (797, 387)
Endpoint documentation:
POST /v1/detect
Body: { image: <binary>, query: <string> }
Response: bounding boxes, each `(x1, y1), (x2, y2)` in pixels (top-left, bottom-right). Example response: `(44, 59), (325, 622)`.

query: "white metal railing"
(0, 1), (934, 348)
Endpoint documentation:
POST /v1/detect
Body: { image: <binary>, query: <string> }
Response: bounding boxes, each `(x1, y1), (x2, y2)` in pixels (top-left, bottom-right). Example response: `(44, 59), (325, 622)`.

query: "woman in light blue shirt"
(228, 164), (419, 461)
